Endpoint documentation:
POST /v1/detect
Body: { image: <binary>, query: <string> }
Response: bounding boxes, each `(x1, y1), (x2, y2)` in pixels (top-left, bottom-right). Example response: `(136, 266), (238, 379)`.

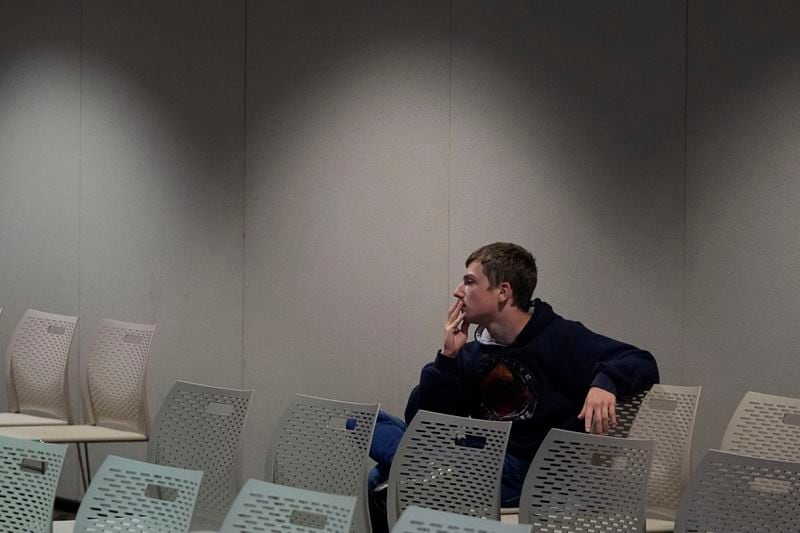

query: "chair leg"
(82, 442), (92, 485)
(75, 442), (88, 492)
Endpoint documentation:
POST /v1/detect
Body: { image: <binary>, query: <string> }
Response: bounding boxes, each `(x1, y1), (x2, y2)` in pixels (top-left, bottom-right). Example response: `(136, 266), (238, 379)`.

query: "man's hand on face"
(578, 386), (617, 435)
(442, 299), (470, 358)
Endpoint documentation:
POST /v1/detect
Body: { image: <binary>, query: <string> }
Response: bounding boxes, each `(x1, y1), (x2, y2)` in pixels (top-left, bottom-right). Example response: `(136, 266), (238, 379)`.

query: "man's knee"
(370, 410), (407, 467)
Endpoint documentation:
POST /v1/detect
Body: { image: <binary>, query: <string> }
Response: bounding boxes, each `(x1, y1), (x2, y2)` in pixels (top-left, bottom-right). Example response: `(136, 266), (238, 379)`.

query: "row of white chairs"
(2, 307), (800, 532)
(3, 396), (800, 533)
(1, 435), (526, 533)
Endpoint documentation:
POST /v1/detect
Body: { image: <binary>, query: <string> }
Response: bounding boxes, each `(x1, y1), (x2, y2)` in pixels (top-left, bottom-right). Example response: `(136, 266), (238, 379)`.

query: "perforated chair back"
(608, 390), (648, 438)
(519, 428), (654, 533)
(265, 394), (380, 533)
(386, 410), (511, 529)
(627, 384), (701, 519)
(73, 455), (202, 533)
(674, 449), (800, 532)
(0, 435), (67, 533)
(721, 390), (800, 462)
(4, 309), (78, 421)
(80, 318), (156, 435)
(392, 506), (533, 533)
(148, 381), (253, 529)
(220, 478), (357, 533)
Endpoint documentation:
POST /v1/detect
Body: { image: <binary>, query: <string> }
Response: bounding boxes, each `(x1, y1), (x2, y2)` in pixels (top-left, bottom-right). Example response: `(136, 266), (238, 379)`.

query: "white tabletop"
(0, 412), (68, 426)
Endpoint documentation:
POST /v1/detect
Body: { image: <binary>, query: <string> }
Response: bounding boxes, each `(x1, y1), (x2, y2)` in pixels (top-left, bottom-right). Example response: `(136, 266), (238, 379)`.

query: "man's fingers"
(447, 300), (459, 317)
(609, 404), (617, 428)
(447, 300), (463, 320)
(446, 311), (464, 332)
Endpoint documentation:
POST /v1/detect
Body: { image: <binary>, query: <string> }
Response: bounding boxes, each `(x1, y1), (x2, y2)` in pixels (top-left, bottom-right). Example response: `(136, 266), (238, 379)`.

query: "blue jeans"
(369, 410), (529, 507)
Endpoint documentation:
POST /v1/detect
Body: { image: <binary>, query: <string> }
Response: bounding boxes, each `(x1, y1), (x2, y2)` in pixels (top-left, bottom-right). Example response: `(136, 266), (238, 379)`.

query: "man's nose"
(453, 282), (464, 298)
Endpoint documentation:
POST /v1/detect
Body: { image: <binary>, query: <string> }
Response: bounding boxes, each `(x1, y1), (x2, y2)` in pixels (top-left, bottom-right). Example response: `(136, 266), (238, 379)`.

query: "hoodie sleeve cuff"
(434, 351), (459, 373)
(591, 372), (617, 396)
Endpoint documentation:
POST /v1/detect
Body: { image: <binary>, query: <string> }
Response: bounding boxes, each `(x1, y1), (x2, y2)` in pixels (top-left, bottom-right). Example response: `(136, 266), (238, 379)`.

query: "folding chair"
(673, 449), (800, 532)
(627, 385), (701, 520)
(0, 435), (67, 533)
(721, 390), (800, 462)
(266, 394), (380, 533)
(0, 318), (156, 489)
(149, 380), (253, 530)
(519, 428), (654, 533)
(1, 309), (78, 426)
(220, 479), (357, 533)
(71, 455), (202, 532)
(386, 410), (511, 529)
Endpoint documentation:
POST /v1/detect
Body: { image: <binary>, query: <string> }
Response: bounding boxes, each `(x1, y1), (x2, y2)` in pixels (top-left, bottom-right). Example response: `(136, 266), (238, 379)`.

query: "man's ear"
(497, 281), (513, 304)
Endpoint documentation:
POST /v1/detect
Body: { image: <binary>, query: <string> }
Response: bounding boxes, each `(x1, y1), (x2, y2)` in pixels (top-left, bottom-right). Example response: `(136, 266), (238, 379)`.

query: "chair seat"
(0, 412), (68, 426)
(498, 512), (673, 532)
(646, 518), (675, 532)
(52, 520), (74, 533)
(0, 424), (146, 443)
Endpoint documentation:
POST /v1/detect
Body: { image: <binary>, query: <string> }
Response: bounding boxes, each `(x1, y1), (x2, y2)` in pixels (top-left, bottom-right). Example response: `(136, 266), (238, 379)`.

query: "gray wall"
(9, 0), (793, 499)
(685, 0), (800, 462)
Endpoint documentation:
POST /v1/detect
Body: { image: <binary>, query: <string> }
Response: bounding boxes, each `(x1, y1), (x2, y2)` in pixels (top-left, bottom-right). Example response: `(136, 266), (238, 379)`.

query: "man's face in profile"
(453, 261), (501, 326)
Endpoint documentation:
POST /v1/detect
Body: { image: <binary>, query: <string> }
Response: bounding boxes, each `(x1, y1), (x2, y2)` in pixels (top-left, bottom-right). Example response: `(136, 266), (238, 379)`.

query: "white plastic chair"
(392, 506), (532, 533)
(608, 390), (649, 438)
(220, 479), (357, 533)
(627, 384), (701, 520)
(1, 309), (78, 426)
(0, 435), (67, 533)
(0, 318), (156, 489)
(266, 394), (380, 533)
(386, 410), (512, 529)
(149, 380), (253, 530)
(673, 449), (800, 532)
(72, 455), (203, 533)
(519, 428), (655, 533)
(721, 390), (800, 462)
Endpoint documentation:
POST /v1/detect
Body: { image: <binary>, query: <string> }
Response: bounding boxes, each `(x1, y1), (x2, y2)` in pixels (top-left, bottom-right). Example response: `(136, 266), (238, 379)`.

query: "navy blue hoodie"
(410, 298), (659, 460)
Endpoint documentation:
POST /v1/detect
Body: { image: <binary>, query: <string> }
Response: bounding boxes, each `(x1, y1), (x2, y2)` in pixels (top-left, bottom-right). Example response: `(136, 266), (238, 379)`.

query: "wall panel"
(450, 0), (686, 382)
(0, 0), (82, 496)
(243, 0), (451, 479)
(685, 0), (800, 462)
(79, 0), (245, 491)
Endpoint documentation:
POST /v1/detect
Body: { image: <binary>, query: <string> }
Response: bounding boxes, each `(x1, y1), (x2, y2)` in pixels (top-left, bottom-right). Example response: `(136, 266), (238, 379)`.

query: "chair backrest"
(392, 506), (533, 533)
(265, 394), (380, 533)
(4, 309), (78, 421)
(80, 318), (156, 435)
(220, 479), (357, 533)
(386, 410), (511, 529)
(73, 455), (202, 533)
(674, 449), (800, 532)
(721, 390), (800, 462)
(148, 380), (253, 529)
(0, 435), (67, 533)
(627, 384), (702, 519)
(608, 390), (648, 438)
(519, 428), (654, 533)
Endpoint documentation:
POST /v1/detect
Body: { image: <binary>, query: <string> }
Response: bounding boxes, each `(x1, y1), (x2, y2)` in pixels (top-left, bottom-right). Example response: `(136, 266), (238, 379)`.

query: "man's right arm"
(410, 299), (471, 419)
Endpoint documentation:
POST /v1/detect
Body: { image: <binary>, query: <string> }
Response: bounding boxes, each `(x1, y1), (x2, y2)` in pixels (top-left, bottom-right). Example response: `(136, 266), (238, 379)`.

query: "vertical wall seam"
(681, 0), (689, 386)
(77, 0), (83, 387)
(447, 0), (453, 298)
(241, 0), (248, 390)
(77, 0), (85, 495)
